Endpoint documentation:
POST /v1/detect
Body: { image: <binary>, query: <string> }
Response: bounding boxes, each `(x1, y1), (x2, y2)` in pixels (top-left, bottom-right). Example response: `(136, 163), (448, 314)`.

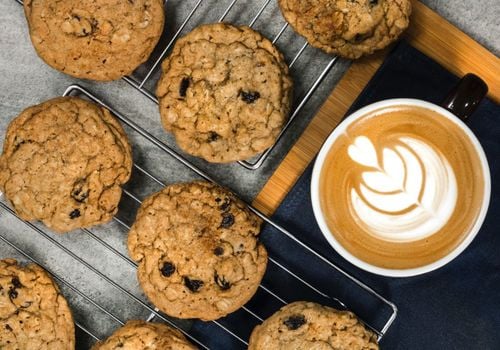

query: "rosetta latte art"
(347, 136), (458, 242)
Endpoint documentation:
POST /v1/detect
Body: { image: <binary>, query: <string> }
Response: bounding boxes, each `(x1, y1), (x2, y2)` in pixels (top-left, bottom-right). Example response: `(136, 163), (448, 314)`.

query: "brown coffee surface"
(320, 105), (486, 269)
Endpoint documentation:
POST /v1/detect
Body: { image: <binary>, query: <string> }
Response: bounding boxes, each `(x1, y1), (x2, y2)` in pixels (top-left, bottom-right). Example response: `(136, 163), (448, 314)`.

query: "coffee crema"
(319, 105), (485, 269)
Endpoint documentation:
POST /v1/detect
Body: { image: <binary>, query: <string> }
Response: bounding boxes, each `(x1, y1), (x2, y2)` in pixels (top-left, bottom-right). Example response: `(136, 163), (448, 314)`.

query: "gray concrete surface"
(0, 0), (498, 348)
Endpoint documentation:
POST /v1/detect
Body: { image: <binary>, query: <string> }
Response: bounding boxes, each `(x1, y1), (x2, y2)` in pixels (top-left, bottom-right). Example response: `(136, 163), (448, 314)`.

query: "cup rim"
(310, 98), (491, 277)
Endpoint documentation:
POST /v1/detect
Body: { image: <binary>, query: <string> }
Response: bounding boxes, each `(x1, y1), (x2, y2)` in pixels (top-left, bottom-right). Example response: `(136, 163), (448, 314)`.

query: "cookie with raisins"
(0, 259), (75, 349)
(156, 23), (293, 163)
(278, 0), (412, 59)
(249, 301), (379, 349)
(24, 0), (165, 81)
(127, 181), (268, 320)
(0, 97), (132, 233)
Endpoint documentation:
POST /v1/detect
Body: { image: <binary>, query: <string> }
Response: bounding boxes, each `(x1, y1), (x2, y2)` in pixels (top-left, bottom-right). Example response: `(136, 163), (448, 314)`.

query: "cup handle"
(441, 73), (489, 121)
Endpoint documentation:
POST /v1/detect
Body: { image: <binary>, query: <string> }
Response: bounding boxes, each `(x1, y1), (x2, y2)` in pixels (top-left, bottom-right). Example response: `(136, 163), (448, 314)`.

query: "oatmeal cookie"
(156, 23), (293, 163)
(278, 0), (412, 59)
(0, 97), (132, 233)
(128, 181), (268, 320)
(92, 320), (196, 350)
(24, 0), (165, 81)
(249, 301), (379, 350)
(0, 259), (75, 350)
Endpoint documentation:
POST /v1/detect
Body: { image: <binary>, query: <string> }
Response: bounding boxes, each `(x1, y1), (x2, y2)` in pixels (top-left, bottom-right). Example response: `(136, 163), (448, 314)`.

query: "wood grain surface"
(253, 0), (500, 215)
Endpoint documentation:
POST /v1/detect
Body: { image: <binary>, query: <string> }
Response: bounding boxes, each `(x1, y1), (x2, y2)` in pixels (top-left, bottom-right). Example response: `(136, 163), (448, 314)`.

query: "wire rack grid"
(0, 82), (397, 348)
(125, 0), (340, 170)
(5, 0), (397, 348)
(15, 0), (339, 171)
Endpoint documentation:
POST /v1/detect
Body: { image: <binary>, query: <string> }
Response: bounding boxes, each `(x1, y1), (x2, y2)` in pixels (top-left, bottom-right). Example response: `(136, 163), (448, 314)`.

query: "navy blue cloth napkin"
(267, 41), (500, 349)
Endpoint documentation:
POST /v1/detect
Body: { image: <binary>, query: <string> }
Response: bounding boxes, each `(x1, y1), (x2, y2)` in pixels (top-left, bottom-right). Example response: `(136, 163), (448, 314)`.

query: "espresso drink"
(320, 105), (486, 269)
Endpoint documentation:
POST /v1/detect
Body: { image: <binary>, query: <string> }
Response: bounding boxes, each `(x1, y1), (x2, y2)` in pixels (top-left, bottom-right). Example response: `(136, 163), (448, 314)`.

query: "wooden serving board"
(254, 0), (500, 215)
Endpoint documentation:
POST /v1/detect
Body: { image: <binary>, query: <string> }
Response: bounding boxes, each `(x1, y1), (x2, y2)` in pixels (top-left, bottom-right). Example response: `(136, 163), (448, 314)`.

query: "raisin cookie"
(24, 0), (165, 81)
(278, 0), (412, 59)
(249, 301), (379, 350)
(0, 259), (75, 350)
(0, 97), (132, 233)
(128, 181), (268, 320)
(92, 320), (196, 350)
(156, 23), (293, 163)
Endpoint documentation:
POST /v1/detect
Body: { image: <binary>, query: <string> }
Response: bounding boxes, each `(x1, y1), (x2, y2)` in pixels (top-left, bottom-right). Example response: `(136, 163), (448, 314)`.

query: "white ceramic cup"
(311, 97), (491, 277)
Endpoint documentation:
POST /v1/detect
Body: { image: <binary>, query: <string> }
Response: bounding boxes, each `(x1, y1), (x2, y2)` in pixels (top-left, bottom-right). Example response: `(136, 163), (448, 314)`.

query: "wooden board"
(253, 0), (500, 215)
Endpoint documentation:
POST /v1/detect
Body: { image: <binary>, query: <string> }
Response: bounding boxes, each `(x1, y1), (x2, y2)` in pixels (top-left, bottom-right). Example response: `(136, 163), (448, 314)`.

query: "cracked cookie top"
(0, 97), (132, 233)
(278, 0), (412, 59)
(249, 301), (379, 350)
(156, 23), (293, 163)
(0, 259), (75, 350)
(92, 320), (196, 350)
(128, 181), (268, 321)
(24, 0), (165, 81)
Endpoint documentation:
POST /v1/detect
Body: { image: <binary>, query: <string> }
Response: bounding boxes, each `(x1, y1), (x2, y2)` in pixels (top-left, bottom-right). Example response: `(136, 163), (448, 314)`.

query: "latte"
(319, 105), (486, 269)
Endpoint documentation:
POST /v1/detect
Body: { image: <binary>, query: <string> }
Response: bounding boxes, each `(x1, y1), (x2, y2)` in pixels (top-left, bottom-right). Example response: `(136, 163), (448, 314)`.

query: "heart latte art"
(348, 135), (457, 242)
(319, 105), (486, 269)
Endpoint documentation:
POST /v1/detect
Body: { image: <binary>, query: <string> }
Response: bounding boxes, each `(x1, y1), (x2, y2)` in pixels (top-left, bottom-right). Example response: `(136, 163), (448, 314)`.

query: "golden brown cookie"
(24, 0), (165, 81)
(128, 181), (268, 321)
(249, 301), (379, 350)
(92, 320), (196, 350)
(0, 259), (75, 350)
(156, 23), (293, 163)
(278, 0), (412, 59)
(0, 97), (132, 233)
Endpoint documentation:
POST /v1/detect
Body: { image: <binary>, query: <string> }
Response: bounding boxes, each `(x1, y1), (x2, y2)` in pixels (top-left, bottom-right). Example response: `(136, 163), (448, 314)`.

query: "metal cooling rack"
(15, 0), (339, 170)
(124, 0), (339, 170)
(7, 0), (397, 348)
(0, 84), (397, 349)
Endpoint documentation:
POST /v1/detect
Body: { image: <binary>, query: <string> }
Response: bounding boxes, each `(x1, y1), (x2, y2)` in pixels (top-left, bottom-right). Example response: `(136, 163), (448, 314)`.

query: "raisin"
(8, 289), (18, 300)
(219, 198), (231, 212)
(69, 209), (81, 219)
(160, 262), (175, 277)
(5, 325), (12, 331)
(179, 77), (190, 97)
(283, 315), (306, 330)
(208, 132), (220, 142)
(214, 246), (224, 256)
(220, 213), (234, 228)
(239, 90), (261, 104)
(215, 198), (222, 203)
(214, 273), (231, 290)
(7, 278), (21, 300)
(369, 0), (378, 5)
(184, 277), (204, 292)
(72, 189), (88, 202)
(11, 277), (22, 289)
(71, 181), (89, 203)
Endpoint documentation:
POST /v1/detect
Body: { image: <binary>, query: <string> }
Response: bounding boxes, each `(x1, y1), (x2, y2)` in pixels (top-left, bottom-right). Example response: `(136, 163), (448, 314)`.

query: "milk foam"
(348, 136), (457, 242)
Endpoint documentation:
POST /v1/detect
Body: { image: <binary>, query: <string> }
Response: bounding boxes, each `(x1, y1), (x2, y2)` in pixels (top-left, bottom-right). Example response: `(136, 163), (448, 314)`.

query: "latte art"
(348, 136), (457, 242)
(317, 104), (486, 270)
